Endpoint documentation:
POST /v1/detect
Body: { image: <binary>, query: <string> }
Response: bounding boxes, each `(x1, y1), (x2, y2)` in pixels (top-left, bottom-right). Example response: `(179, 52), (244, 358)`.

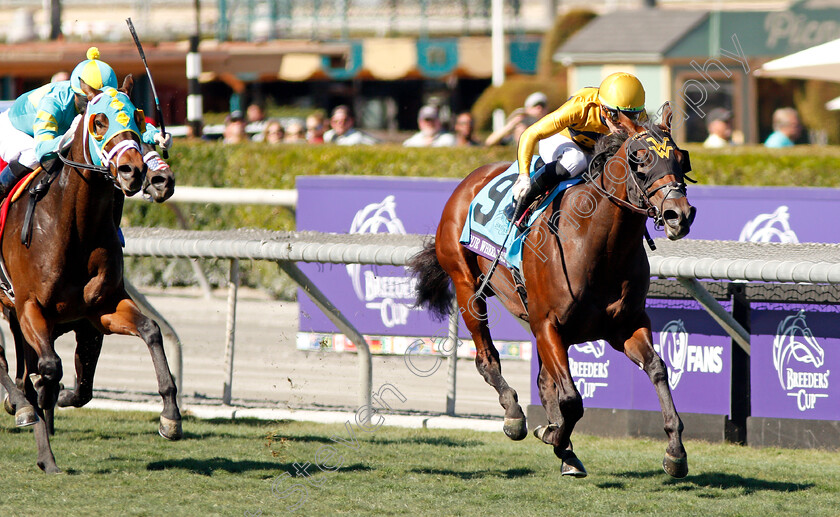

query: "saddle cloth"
(459, 160), (582, 270)
(0, 169), (41, 240)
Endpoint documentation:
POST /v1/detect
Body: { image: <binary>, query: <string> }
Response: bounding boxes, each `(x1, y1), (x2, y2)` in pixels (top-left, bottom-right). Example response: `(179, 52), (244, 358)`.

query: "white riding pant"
(0, 110), (39, 169)
(538, 133), (591, 177)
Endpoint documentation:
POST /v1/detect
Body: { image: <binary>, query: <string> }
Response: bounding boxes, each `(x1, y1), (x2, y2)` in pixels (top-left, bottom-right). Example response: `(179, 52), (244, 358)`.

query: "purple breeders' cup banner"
(751, 306), (840, 420)
(530, 300), (732, 415)
(298, 177), (840, 419)
(648, 186), (840, 244)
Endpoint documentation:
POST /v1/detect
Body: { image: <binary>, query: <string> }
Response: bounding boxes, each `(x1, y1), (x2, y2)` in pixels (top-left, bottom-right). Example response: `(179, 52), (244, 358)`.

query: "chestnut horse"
(0, 76), (179, 473)
(409, 108), (695, 478)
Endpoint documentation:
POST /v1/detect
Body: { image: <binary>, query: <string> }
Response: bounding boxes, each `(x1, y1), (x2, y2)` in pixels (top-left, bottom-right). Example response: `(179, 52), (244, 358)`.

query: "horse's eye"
(94, 119), (104, 129)
(630, 150), (646, 170)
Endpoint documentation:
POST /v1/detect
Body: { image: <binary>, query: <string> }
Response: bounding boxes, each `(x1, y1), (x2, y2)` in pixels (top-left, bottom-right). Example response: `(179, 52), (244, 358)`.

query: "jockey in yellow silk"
(0, 47), (172, 198)
(506, 72), (647, 229)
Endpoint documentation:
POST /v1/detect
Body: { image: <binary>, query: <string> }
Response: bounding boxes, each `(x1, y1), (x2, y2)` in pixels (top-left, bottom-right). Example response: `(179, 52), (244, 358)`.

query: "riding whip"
(126, 17), (169, 159)
(475, 198), (523, 299)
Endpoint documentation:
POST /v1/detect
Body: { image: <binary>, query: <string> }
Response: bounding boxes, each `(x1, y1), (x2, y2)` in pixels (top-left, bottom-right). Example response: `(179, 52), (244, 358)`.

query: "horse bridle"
(589, 130), (691, 229)
(58, 96), (146, 188)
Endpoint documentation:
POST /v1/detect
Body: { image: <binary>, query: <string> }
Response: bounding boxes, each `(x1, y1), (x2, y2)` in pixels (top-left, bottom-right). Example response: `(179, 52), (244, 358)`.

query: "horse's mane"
(588, 131), (630, 176)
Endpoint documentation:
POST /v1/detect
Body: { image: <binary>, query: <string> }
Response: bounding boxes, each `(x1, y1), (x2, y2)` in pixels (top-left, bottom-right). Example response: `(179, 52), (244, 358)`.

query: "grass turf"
(1, 408), (839, 516)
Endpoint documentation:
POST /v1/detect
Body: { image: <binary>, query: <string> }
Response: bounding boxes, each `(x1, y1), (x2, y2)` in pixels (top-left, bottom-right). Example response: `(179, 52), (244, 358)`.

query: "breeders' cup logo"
(576, 340), (606, 359)
(657, 320), (688, 390)
(346, 196), (417, 328)
(571, 340), (609, 399)
(739, 206), (799, 243)
(654, 320), (724, 391)
(772, 311), (829, 412)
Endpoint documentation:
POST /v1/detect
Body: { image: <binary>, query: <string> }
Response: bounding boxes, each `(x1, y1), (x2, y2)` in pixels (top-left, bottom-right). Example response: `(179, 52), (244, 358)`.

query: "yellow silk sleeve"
(516, 102), (579, 177)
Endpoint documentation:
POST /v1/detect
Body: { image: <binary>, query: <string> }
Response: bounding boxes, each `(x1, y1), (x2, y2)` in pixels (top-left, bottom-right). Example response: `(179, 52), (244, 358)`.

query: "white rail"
(127, 187), (297, 208)
(124, 229), (840, 285)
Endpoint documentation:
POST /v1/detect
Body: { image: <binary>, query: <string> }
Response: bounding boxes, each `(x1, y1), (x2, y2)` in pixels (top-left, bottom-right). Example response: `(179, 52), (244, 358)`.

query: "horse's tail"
(407, 238), (453, 320)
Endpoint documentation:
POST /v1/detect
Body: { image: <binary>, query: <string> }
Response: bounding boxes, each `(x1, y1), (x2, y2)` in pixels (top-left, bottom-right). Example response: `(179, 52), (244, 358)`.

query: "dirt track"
(2, 287), (531, 418)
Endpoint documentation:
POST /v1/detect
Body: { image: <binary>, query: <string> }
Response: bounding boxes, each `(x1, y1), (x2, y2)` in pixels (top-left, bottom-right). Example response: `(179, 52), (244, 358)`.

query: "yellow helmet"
(70, 47), (117, 94)
(598, 72), (645, 113)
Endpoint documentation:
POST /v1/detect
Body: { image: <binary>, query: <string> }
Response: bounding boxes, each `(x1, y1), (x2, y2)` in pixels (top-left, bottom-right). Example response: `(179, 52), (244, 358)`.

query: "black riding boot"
(0, 161), (34, 200)
(505, 160), (572, 230)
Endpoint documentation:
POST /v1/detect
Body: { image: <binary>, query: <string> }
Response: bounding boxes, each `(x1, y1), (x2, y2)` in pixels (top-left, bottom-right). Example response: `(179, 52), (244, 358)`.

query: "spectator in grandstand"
(403, 105), (455, 147)
(453, 111), (480, 147)
(246, 102), (268, 140)
(222, 110), (247, 144)
(484, 108), (536, 147)
(765, 107), (802, 148)
(703, 107), (733, 148)
(261, 119), (285, 144)
(306, 112), (326, 144)
(284, 119), (306, 143)
(324, 105), (378, 145)
(524, 91), (549, 120)
(51, 71), (69, 83)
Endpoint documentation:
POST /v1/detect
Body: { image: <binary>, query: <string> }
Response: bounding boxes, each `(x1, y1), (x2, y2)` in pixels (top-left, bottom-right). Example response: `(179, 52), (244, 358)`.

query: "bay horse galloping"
(0, 76), (179, 473)
(409, 106), (695, 478)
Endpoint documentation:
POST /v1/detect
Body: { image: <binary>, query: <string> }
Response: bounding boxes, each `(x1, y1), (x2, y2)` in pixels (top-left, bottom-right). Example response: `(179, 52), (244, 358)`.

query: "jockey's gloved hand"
(511, 174), (531, 203)
(154, 132), (172, 150)
(40, 152), (61, 174)
(143, 151), (169, 172)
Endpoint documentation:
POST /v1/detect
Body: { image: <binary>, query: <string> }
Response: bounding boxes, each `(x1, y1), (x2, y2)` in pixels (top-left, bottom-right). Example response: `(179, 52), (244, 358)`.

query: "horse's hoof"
(15, 406), (37, 427)
(555, 447), (587, 478)
(57, 389), (76, 408)
(503, 417), (528, 441)
(159, 416), (183, 441)
(533, 423), (561, 445)
(3, 394), (15, 415)
(38, 462), (62, 474)
(663, 453), (688, 478)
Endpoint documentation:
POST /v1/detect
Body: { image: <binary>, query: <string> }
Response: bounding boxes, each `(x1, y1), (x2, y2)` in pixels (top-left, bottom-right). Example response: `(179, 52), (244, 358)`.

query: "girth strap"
(21, 169), (60, 248)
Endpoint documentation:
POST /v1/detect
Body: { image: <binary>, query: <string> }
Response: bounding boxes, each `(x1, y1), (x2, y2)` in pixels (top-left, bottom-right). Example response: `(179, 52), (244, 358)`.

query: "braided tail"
(407, 238), (453, 321)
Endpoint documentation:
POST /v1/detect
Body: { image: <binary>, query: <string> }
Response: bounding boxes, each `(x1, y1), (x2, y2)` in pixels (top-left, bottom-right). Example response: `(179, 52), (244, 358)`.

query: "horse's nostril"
(663, 209), (680, 225)
(117, 164), (132, 175)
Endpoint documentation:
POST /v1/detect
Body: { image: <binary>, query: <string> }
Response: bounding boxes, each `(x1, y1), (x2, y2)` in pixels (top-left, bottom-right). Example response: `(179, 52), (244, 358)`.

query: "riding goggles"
(603, 105), (647, 123)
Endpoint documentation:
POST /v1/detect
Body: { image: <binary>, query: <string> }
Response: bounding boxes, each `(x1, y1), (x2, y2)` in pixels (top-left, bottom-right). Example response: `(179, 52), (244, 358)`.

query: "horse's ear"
(79, 78), (100, 101)
(121, 74), (134, 97)
(659, 102), (673, 131)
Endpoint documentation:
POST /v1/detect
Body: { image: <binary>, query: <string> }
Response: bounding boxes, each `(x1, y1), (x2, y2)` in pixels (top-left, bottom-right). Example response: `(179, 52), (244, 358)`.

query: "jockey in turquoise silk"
(0, 47), (172, 199)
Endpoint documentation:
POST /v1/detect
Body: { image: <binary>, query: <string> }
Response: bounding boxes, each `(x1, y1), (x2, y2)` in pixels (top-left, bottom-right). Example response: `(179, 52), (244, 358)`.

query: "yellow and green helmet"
(598, 72), (646, 115)
(70, 47), (118, 94)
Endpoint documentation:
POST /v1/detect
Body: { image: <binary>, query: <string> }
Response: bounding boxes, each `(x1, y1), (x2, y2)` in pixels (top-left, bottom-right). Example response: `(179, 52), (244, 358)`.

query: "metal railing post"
(445, 300), (459, 416)
(222, 258), (240, 405)
(677, 277), (750, 354)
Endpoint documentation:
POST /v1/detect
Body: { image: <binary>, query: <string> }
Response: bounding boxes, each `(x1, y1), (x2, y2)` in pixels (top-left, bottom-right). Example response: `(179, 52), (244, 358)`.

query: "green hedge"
(684, 144), (840, 187)
(123, 141), (840, 297)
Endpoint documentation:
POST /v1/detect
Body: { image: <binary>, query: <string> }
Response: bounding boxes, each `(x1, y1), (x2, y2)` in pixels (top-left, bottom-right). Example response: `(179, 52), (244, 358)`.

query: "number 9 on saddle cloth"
(459, 157), (584, 271)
